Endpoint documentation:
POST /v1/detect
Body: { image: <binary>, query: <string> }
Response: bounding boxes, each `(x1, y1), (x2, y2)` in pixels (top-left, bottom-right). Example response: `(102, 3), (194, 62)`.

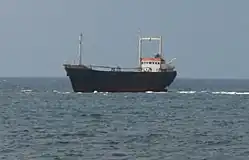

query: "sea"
(0, 77), (249, 160)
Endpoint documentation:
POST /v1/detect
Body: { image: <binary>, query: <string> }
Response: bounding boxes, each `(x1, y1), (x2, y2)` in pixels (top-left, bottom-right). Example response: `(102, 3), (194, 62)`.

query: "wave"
(21, 89), (32, 93)
(212, 91), (249, 95)
(177, 90), (249, 95)
(145, 91), (167, 94)
(18, 89), (249, 96)
(52, 90), (71, 94)
(177, 91), (196, 94)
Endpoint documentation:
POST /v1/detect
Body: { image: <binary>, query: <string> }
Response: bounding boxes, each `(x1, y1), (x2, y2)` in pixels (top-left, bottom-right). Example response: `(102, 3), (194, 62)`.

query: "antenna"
(78, 33), (83, 65)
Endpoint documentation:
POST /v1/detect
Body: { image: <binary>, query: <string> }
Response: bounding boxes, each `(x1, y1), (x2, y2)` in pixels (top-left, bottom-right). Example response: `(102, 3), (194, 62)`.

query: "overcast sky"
(0, 0), (248, 78)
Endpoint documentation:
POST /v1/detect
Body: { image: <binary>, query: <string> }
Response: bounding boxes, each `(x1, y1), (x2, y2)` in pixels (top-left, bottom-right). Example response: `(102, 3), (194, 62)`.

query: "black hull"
(64, 66), (177, 92)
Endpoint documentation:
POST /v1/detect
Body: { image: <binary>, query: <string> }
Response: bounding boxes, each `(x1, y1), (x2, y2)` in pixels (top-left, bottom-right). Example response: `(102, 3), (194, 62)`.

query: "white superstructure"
(138, 34), (175, 72)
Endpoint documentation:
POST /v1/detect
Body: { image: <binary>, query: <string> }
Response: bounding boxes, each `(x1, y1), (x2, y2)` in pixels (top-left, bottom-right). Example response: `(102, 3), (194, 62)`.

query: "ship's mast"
(138, 29), (142, 68)
(78, 33), (83, 65)
(159, 36), (162, 57)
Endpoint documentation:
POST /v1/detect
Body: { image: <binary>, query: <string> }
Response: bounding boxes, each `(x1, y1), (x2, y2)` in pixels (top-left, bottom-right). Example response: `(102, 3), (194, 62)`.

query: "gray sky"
(0, 0), (248, 78)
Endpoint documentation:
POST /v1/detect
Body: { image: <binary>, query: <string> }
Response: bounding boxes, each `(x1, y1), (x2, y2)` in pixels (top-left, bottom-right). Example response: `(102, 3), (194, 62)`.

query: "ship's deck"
(63, 64), (175, 73)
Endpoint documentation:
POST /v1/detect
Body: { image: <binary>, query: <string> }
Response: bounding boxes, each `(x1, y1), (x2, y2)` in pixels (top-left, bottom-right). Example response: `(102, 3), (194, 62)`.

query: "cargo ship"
(63, 32), (177, 92)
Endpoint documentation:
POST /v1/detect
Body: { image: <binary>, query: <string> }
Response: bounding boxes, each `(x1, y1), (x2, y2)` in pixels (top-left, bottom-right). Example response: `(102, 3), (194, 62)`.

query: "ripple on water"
(0, 83), (249, 159)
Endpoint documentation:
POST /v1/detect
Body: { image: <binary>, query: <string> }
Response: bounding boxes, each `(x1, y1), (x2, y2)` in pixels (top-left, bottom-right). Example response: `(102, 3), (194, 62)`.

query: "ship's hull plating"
(64, 67), (177, 92)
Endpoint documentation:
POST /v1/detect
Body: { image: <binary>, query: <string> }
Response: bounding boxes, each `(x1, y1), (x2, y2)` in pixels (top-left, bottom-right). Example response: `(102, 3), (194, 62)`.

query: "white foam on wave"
(21, 89), (32, 93)
(177, 91), (196, 94)
(212, 91), (249, 95)
(200, 90), (208, 93)
(52, 90), (71, 94)
(93, 91), (108, 95)
(145, 91), (167, 94)
(0, 79), (7, 83)
(20, 89), (249, 96)
(52, 90), (108, 95)
(176, 90), (249, 95)
(145, 91), (153, 93)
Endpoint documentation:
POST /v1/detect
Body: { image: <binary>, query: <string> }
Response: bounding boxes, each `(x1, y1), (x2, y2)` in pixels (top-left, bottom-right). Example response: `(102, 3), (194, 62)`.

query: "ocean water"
(0, 78), (249, 160)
